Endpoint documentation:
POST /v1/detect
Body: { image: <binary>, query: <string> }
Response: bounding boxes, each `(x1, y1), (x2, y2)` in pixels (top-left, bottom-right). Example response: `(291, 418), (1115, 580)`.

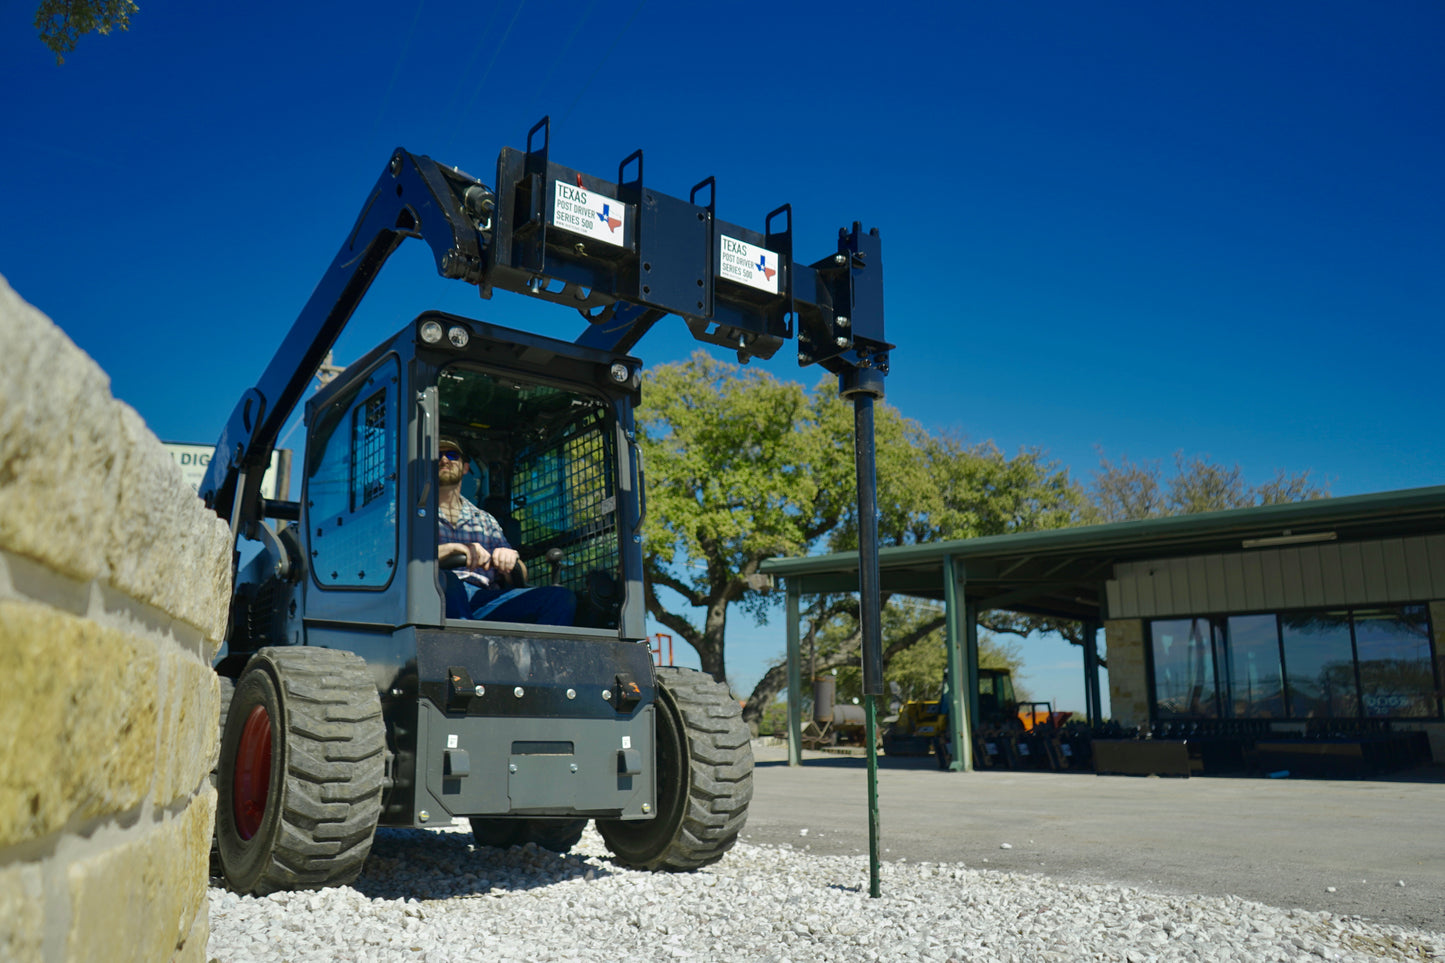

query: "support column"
(942, 555), (972, 771)
(965, 598), (982, 746)
(786, 579), (802, 766)
(1082, 618), (1103, 728)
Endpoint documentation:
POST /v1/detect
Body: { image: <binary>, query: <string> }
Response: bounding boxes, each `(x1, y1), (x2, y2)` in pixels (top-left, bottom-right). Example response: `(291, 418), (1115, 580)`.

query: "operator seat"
(482, 495), (523, 550)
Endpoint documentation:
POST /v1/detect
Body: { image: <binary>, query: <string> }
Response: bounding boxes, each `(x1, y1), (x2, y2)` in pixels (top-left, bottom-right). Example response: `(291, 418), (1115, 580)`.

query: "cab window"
(437, 365), (621, 627)
(307, 357), (400, 588)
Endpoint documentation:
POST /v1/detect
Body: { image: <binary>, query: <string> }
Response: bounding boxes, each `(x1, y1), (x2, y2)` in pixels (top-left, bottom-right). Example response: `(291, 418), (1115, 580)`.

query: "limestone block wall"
(1103, 618), (1150, 729)
(0, 276), (232, 963)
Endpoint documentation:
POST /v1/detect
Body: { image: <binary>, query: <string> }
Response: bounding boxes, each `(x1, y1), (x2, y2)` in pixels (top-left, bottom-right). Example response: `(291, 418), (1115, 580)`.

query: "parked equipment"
(884, 668), (1088, 771)
(880, 698), (949, 759)
(202, 120), (888, 894)
(800, 677), (870, 749)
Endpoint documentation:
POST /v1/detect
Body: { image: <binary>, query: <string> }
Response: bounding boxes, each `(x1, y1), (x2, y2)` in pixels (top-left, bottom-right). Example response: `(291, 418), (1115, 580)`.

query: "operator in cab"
(437, 437), (575, 625)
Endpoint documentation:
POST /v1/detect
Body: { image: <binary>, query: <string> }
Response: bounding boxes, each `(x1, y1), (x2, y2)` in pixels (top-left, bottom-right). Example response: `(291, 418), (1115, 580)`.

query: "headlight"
(419, 320), (444, 344)
(448, 325), (470, 348)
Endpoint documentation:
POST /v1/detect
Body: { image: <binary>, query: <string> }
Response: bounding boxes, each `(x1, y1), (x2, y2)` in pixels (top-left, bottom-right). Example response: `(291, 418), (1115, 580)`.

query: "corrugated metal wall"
(1106, 534), (1445, 619)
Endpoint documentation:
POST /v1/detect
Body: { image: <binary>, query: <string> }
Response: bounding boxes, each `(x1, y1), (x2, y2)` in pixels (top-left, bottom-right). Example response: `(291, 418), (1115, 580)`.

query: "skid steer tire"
(208, 675), (237, 874)
(469, 818), (523, 850)
(523, 818), (588, 854)
(216, 647), (385, 896)
(212, 675), (235, 788)
(470, 818), (588, 854)
(597, 667), (752, 872)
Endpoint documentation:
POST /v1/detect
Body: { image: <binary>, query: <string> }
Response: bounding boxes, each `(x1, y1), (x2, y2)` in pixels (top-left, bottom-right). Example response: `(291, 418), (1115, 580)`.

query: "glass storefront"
(1280, 612), (1358, 718)
(1151, 618), (1221, 719)
(1353, 606), (1436, 718)
(1148, 604), (1440, 721)
(1224, 614), (1287, 718)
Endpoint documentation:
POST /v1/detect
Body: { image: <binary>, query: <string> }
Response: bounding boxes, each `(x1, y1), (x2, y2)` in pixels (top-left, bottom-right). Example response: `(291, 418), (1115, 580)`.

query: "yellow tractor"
(883, 668), (1020, 768)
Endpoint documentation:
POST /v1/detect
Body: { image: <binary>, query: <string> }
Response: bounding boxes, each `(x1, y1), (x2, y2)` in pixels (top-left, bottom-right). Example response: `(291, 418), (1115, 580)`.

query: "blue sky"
(3, 2), (1442, 709)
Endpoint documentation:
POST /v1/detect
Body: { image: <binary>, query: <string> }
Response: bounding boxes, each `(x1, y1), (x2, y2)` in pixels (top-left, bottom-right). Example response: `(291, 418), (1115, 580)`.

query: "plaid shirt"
(439, 497), (511, 589)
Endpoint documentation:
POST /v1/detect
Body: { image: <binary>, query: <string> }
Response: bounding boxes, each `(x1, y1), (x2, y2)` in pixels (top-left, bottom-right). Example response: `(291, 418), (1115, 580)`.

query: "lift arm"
(202, 117), (889, 540)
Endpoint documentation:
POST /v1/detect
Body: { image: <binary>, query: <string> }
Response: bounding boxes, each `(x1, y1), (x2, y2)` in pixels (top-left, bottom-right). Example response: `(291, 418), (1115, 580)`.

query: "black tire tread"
(598, 666), (753, 872)
(522, 818), (588, 854)
(220, 647), (385, 895)
(470, 817), (588, 854)
(212, 675), (235, 786)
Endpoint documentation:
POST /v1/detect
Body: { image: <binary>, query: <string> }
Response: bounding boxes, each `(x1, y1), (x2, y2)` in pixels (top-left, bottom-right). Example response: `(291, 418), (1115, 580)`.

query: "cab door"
(300, 354), (409, 631)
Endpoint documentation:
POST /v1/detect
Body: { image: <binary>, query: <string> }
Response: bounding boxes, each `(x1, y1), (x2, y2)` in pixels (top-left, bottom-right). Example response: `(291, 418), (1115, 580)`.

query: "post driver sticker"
(552, 180), (627, 247)
(719, 235), (780, 294)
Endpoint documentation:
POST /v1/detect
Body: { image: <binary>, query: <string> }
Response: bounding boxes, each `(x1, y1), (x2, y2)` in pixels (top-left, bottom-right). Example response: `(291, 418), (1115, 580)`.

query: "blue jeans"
(443, 573), (576, 626)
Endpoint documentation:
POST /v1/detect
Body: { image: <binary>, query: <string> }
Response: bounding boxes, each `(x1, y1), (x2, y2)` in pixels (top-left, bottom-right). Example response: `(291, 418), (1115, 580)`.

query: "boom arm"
(201, 154), (494, 526)
(202, 118), (887, 533)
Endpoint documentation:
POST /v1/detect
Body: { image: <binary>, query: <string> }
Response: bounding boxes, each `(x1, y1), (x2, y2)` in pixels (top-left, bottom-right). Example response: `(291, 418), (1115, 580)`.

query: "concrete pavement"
(738, 743), (1445, 932)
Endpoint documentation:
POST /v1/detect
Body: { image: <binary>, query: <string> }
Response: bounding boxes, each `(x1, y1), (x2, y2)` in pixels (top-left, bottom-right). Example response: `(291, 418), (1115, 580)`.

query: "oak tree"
(34, 0), (137, 63)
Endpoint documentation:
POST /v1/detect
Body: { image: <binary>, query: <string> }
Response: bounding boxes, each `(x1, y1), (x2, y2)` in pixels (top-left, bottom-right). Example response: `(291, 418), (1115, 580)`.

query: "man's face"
(438, 447), (467, 485)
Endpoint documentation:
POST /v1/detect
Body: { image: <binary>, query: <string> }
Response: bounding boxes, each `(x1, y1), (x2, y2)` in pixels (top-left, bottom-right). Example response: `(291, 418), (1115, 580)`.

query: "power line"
(367, 0), (428, 147)
(559, 0), (648, 128)
(459, 0), (530, 120)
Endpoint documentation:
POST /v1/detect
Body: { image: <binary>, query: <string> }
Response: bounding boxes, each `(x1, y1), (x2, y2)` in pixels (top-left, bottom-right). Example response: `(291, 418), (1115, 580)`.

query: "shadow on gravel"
(349, 827), (616, 901)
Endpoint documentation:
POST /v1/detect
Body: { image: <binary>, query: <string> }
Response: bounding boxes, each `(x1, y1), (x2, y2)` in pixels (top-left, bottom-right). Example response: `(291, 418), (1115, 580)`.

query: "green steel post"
(865, 691), (881, 897)
(1083, 618), (1103, 728)
(841, 369), (886, 898)
(786, 580), (802, 766)
(942, 555), (972, 771)
(965, 598), (982, 732)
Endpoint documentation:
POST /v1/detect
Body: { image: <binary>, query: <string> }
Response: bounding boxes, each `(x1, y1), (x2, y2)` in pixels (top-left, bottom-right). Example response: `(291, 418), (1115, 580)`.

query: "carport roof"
(757, 485), (1445, 621)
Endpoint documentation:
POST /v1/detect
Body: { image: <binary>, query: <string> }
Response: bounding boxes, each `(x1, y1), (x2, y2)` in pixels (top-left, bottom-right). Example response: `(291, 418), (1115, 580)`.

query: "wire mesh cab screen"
(438, 365), (622, 628)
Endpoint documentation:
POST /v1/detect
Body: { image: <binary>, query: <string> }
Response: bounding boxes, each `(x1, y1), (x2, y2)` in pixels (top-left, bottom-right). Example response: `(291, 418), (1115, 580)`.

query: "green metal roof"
(758, 485), (1445, 620)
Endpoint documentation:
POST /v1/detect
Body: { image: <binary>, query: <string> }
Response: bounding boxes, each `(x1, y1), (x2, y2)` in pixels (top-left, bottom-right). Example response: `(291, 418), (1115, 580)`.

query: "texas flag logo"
(598, 203), (622, 233)
(756, 254), (776, 282)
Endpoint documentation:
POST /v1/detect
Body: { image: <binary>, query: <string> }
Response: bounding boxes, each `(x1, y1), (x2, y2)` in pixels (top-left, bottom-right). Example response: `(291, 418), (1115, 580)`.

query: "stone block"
(108, 405), (232, 646)
(0, 276), (232, 646)
(66, 792), (213, 963)
(171, 903), (210, 963)
(0, 601), (158, 848)
(0, 276), (125, 586)
(156, 650), (220, 806)
(0, 861), (44, 963)
(1104, 618), (1150, 727)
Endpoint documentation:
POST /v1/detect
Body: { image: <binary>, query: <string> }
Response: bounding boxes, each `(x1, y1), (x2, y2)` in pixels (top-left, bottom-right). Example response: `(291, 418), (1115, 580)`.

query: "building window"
(1149, 604), (1440, 722)
(1280, 612), (1358, 718)
(1222, 614), (1285, 719)
(1353, 605), (1437, 718)
(1150, 618), (1221, 719)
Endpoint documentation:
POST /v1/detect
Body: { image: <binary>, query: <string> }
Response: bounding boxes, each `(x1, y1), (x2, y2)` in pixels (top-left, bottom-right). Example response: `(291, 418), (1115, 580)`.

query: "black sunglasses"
(440, 450), (462, 462)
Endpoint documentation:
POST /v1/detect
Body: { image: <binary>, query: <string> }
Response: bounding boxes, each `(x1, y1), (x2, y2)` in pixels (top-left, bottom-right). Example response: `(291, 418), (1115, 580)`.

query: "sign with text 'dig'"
(164, 444), (291, 501)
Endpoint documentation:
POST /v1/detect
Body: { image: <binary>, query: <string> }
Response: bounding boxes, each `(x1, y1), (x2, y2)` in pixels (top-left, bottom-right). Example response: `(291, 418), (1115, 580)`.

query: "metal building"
(759, 485), (1445, 770)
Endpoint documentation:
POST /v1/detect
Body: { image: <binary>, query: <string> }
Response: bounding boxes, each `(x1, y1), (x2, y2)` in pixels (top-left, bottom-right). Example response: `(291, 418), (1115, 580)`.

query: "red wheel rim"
(233, 704), (273, 841)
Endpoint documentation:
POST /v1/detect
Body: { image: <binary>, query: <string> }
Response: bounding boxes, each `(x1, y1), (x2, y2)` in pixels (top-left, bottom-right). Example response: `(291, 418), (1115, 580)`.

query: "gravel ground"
(206, 821), (1444, 963)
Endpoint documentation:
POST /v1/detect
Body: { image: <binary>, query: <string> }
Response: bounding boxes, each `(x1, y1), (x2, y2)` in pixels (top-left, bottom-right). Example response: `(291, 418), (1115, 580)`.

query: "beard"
(438, 461), (466, 487)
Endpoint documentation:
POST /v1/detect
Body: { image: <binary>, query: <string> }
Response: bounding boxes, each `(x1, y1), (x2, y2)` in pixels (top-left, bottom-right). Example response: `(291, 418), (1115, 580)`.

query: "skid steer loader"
(200, 118), (889, 894)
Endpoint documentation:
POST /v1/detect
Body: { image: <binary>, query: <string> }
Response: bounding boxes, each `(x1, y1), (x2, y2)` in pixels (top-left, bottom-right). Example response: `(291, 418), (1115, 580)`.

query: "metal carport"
(757, 485), (1445, 768)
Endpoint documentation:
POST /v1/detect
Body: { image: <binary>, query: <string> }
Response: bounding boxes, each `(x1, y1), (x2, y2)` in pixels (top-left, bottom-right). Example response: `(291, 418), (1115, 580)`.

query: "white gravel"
(206, 823), (1444, 963)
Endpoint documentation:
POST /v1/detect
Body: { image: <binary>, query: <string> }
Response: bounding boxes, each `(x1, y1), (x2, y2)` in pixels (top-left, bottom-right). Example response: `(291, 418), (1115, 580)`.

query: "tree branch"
(645, 563), (707, 608)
